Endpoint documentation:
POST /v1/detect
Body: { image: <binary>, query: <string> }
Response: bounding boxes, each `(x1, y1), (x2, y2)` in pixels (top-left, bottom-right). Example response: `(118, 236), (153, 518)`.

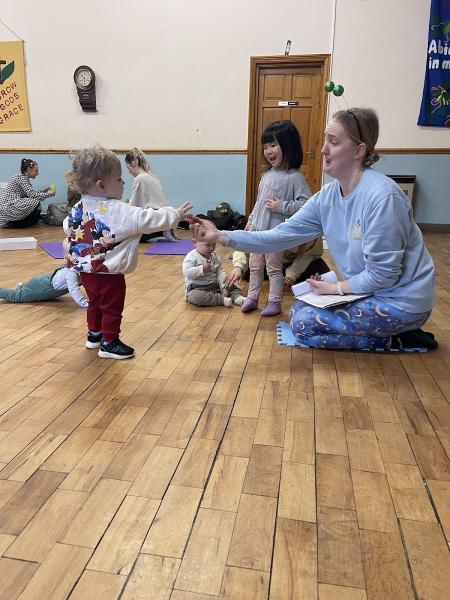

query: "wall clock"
(73, 65), (97, 112)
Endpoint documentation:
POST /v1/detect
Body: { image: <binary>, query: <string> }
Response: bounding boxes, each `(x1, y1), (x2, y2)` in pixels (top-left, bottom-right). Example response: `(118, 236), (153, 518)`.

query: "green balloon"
(333, 84), (344, 96)
(324, 81), (334, 92)
(49, 184), (56, 193)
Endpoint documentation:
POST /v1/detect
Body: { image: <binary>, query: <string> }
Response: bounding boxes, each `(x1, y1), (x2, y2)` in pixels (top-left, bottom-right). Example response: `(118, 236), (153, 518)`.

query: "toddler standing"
(241, 120), (311, 316)
(183, 240), (246, 307)
(64, 146), (192, 359)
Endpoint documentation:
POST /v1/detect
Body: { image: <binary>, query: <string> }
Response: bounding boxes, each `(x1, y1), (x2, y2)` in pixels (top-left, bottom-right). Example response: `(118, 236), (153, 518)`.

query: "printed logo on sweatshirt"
(66, 201), (117, 273)
(349, 219), (363, 240)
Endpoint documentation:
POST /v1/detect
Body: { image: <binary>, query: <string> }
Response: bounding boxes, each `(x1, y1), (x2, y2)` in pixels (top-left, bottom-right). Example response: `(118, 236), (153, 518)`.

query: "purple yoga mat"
(39, 241), (64, 259)
(144, 239), (194, 255)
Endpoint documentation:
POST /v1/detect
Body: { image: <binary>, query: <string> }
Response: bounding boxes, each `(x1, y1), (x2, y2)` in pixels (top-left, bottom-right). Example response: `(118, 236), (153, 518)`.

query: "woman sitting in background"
(125, 148), (181, 243)
(0, 159), (55, 228)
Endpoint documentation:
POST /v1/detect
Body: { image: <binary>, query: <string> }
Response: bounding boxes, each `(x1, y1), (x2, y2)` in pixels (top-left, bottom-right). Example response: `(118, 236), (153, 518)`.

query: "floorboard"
(0, 224), (449, 599)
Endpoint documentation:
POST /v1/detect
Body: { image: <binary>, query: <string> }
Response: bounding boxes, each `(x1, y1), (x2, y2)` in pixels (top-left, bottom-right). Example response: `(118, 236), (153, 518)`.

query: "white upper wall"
(329, 0), (447, 147)
(1, 0), (448, 149)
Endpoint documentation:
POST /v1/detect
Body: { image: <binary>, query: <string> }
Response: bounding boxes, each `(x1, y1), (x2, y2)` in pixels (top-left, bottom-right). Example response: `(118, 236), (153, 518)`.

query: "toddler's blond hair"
(65, 145), (121, 193)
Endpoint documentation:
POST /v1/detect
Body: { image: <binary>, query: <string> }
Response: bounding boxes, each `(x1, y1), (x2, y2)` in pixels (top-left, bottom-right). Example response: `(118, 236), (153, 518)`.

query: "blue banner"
(418, 0), (450, 127)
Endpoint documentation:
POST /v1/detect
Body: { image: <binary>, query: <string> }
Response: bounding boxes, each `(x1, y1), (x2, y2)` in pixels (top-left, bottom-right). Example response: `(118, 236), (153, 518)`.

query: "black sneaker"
(86, 331), (102, 349)
(98, 338), (135, 360)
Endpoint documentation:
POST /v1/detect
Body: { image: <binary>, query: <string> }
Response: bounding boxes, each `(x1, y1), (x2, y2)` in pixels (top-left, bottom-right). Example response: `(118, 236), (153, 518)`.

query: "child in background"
(183, 239), (246, 307)
(227, 237), (328, 289)
(241, 120), (311, 317)
(125, 147), (180, 243)
(0, 265), (88, 307)
(282, 238), (327, 286)
(64, 146), (192, 360)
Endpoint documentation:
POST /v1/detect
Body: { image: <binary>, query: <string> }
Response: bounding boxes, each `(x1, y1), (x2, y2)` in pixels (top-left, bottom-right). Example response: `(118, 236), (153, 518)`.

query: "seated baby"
(183, 239), (246, 307)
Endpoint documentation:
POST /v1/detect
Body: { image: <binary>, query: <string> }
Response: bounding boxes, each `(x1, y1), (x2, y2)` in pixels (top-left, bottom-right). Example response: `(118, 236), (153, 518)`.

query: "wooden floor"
(0, 224), (449, 600)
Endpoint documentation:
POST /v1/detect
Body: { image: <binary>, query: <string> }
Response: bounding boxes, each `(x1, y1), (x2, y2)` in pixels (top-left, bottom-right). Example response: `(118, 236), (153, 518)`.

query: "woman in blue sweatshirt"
(192, 107), (437, 351)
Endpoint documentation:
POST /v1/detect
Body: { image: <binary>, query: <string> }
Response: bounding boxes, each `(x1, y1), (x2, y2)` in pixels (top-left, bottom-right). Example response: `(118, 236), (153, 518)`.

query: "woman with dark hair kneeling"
(0, 159), (55, 228)
(192, 107), (437, 351)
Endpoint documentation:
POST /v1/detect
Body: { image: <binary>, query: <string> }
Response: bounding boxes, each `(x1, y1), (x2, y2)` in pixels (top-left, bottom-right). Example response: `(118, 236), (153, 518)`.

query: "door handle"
(305, 149), (315, 159)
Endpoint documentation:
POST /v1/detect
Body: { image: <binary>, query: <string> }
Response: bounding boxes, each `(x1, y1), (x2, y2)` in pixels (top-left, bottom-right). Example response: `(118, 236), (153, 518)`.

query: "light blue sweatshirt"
(224, 168), (435, 313)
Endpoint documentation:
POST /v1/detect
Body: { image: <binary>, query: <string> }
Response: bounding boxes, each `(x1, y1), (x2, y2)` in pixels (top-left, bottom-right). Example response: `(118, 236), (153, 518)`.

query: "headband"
(346, 110), (363, 142)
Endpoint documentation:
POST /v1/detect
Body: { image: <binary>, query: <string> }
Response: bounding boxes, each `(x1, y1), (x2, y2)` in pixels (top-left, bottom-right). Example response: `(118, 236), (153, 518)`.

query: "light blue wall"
(0, 152), (248, 217)
(148, 154), (247, 216)
(373, 154), (450, 224)
(1, 151), (449, 223)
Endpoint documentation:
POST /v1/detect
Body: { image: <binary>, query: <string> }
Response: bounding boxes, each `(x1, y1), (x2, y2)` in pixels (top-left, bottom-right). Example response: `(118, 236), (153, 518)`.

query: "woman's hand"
(190, 217), (221, 244)
(265, 198), (281, 213)
(224, 266), (243, 288)
(176, 202), (193, 220)
(307, 275), (337, 295)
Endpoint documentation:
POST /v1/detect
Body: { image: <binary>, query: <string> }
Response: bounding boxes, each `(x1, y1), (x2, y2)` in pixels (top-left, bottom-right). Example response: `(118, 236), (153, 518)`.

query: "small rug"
(144, 239), (194, 255)
(40, 241), (64, 259)
(276, 321), (429, 352)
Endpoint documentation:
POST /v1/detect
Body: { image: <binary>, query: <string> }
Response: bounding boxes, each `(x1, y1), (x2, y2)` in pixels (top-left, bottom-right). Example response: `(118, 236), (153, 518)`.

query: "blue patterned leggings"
(289, 297), (431, 350)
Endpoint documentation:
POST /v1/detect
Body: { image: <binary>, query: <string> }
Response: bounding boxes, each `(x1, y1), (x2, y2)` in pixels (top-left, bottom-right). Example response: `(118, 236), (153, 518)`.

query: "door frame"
(245, 54), (330, 214)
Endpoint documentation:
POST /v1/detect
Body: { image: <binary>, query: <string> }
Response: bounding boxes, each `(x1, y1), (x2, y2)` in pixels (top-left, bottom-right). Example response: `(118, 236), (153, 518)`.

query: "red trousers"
(80, 272), (126, 343)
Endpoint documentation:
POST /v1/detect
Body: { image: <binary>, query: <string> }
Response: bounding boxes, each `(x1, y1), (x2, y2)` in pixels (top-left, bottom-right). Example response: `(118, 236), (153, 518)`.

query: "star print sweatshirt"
(222, 169), (435, 313)
(63, 195), (182, 274)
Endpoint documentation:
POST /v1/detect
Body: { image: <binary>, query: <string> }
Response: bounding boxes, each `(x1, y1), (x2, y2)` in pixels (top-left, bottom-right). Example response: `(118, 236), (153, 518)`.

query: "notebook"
(291, 271), (369, 309)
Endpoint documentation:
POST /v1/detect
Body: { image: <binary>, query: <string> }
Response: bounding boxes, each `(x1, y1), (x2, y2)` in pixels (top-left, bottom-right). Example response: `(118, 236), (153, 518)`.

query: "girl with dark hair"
(261, 120), (303, 171)
(0, 159), (55, 228)
(240, 119), (311, 317)
(192, 108), (437, 351)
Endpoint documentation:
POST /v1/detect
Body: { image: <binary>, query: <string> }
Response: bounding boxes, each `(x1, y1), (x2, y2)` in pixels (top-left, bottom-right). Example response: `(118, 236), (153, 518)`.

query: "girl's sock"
(261, 301), (282, 317)
(241, 298), (258, 313)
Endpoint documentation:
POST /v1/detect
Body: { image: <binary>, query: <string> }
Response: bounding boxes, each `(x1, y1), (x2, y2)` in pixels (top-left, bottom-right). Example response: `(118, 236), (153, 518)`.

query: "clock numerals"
(77, 70), (92, 87)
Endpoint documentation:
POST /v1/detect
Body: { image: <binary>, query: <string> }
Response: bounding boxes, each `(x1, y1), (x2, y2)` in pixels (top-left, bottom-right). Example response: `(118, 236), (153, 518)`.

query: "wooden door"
(246, 55), (330, 214)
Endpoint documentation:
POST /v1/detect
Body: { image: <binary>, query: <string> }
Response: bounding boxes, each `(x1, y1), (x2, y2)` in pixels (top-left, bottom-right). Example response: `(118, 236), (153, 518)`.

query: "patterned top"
(64, 195), (181, 274)
(248, 168), (311, 232)
(0, 172), (52, 225)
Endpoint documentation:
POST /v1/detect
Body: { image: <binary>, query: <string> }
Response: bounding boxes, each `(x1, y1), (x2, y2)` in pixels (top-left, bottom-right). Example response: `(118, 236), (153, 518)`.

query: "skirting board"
(417, 223), (450, 233)
(0, 237), (37, 250)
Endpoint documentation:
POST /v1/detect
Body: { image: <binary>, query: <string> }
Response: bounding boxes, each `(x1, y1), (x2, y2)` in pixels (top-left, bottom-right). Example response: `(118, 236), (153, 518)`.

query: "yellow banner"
(0, 40), (31, 132)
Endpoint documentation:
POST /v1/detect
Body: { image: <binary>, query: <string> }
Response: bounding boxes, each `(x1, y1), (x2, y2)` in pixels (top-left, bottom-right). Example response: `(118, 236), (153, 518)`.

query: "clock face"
(76, 69), (92, 88)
